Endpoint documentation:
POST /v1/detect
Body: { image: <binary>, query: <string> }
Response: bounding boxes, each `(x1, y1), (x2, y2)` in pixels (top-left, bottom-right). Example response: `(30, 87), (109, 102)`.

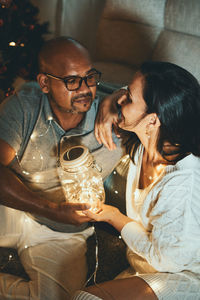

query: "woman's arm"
(85, 172), (199, 273)
(83, 204), (133, 232)
(95, 89), (127, 150)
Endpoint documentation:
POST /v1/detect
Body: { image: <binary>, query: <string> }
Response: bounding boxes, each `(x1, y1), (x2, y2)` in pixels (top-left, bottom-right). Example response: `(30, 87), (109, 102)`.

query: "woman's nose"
(117, 93), (127, 106)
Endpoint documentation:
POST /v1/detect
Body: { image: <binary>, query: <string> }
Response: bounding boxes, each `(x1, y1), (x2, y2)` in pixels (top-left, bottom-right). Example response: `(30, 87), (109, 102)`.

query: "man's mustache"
(72, 92), (93, 101)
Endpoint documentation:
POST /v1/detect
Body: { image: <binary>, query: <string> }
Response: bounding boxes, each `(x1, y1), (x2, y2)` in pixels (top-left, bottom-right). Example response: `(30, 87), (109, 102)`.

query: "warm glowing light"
(134, 189), (140, 199)
(91, 177), (100, 184)
(122, 155), (129, 162)
(156, 164), (164, 172)
(114, 190), (118, 194)
(33, 174), (43, 183)
(59, 145), (105, 212)
(22, 170), (30, 175)
(24, 217), (31, 224)
(9, 41), (16, 46)
(20, 43), (25, 47)
(30, 132), (37, 140)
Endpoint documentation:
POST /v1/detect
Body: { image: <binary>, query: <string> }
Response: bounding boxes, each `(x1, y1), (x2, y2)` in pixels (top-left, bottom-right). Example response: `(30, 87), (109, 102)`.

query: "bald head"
(38, 37), (91, 74)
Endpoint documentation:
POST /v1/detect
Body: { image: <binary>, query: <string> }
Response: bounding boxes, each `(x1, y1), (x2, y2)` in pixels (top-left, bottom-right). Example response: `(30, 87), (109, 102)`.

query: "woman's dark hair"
(124, 61), (200, 162)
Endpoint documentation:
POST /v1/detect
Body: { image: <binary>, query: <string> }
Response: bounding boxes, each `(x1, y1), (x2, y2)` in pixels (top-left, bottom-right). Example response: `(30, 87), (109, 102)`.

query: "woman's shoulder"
(176, 153), (200, 169)
(156, 154), (200, 198)
(164, 153), (200, 175)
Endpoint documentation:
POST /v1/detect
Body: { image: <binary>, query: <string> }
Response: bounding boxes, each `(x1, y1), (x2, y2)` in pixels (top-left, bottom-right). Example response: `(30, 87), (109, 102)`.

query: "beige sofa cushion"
(94, 61), (137, 86)
(165, 0), (200, 37)
(96, 20), (161, 65)
(95, 0), (166, 66)
(102, 0), (166, 27)
(152, 31), (200, 81)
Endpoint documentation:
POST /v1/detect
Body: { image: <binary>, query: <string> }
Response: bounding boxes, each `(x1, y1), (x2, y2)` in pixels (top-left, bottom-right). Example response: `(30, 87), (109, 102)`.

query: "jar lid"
(60, 145), (92, 168)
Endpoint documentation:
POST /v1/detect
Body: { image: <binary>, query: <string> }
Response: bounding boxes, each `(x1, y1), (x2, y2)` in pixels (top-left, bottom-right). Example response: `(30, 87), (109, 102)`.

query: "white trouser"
(0, 205), (93, 300)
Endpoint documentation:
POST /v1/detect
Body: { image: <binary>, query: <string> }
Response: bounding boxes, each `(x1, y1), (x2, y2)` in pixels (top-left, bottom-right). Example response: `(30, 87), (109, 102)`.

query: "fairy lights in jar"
(58, 145), (105, 212)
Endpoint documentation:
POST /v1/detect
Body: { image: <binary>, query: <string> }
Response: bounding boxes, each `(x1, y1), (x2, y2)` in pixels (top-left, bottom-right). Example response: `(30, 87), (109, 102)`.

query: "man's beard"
(48, 92), (93, 114)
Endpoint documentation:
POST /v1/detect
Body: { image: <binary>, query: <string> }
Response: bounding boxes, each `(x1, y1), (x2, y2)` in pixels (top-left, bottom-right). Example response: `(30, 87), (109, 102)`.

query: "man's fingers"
(64, 202), (91, 211)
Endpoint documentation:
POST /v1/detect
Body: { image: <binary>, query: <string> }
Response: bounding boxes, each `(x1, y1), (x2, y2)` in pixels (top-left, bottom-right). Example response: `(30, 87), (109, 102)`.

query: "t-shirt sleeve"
(0, 93), (24, 153)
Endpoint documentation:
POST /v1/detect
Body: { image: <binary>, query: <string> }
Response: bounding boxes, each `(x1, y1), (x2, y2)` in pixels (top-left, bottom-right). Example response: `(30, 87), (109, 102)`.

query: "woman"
(73, 62), (200, 300)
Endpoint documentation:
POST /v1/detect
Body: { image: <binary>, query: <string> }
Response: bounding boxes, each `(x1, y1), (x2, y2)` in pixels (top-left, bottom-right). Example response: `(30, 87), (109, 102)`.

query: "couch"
(32, 0), (200, 88)
(1, 0), (200, 286)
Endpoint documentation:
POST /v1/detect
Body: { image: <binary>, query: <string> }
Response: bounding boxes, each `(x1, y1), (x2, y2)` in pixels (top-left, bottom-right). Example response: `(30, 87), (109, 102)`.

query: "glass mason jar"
(58, 145), (105, 212)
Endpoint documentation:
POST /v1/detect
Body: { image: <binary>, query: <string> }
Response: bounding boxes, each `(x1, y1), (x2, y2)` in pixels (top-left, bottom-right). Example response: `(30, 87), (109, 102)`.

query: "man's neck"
(52, 108), (85, 131)
(48, 98), (85, 131)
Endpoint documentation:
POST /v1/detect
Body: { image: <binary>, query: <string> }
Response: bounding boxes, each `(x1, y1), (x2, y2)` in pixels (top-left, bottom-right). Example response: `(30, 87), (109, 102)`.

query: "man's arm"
(0, 139), (91, 226)
(95, 88), (127, 150)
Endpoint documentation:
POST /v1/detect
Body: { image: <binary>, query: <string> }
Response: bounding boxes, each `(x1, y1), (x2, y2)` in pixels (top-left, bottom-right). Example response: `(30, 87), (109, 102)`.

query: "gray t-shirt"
(0, 82), (124, 232)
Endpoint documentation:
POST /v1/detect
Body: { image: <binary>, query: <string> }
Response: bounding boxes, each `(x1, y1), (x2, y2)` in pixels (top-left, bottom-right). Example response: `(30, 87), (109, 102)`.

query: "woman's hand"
(84, 204), (120, 223)
(95, 89), (127, 150)
(83, 204), (133, 232)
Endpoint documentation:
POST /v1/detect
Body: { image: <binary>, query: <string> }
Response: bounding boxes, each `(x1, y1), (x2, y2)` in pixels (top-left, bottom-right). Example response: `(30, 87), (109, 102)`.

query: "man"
(0, 37), (123, 300)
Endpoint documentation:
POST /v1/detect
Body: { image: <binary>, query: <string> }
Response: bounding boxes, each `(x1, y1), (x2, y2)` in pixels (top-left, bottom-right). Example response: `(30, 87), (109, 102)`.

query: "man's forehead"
(56, 60), (94, 77)
(48, 52), (93, 76)
(64, 67), (97, 77)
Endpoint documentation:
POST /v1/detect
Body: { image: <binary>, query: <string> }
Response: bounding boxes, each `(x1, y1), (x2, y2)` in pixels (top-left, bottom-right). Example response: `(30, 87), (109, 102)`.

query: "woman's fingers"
(95, 91), (122, 149)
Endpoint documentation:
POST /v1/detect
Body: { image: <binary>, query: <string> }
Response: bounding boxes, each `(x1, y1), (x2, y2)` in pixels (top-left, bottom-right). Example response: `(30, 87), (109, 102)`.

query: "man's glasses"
(44, 69), (101, 91)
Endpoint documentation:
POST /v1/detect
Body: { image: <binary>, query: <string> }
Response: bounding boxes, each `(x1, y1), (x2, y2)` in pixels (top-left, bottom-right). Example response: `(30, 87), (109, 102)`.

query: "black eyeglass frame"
(43, 69), (102, 91)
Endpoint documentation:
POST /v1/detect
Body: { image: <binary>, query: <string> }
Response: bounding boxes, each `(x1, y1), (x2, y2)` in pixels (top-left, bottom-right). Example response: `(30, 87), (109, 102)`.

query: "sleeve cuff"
(121, 221), (147, 247)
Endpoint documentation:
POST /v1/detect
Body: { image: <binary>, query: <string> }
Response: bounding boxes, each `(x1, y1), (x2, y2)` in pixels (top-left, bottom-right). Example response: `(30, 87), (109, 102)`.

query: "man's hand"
(51, 202), (93, 226)
(95, 89), (127, 150)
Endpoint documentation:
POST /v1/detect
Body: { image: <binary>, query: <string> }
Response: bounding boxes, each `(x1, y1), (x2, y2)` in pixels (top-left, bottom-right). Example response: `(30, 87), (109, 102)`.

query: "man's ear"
(37, 74), (49, 93)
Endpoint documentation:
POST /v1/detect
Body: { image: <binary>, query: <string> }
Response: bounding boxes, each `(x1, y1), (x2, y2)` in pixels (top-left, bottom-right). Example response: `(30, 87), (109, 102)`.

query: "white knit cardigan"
(121, 146), (200, 276)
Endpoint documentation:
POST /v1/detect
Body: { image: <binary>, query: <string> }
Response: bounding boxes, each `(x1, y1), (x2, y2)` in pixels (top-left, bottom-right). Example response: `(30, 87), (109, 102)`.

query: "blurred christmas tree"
(0, 0), (49, 100)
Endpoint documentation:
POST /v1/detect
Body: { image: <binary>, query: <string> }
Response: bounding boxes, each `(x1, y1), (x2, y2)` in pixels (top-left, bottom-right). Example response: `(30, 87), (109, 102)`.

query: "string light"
(33, 173), (43, 183)
(0, 253), (14, 273)
(30, 132), (37, 140)
(12, 115), (122, 286)
(16, 117), (54, 178)
(9, 41), (16, 46)
(144, 163), (165, 182)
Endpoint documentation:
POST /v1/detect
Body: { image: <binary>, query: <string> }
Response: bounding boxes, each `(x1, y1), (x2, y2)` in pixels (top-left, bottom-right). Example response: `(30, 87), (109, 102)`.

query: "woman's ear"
(37, 74), (49, 93)
(148, 113), (161, 129)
